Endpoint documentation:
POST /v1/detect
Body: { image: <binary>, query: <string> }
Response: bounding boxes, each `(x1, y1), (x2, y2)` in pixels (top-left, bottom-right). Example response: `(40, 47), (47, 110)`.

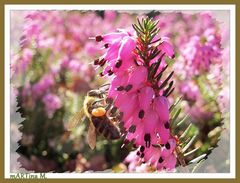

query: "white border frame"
(4, 4), (236, 179)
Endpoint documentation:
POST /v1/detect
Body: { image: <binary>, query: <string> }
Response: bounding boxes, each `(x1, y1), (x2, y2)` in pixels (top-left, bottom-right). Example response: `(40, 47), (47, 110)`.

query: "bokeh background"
(10, 10), (230, 173)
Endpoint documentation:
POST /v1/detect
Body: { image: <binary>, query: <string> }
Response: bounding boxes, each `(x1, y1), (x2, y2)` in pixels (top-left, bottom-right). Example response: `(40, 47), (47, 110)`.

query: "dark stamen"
(104, 43), (109, 48)
(144, 133), (151, 148)
(125, 84), (133, 92)
(138, 110), (145, 119)
(95, 35), (103, 42)
(165, 142), (171, 150)
(108, 70), (114, 76)
(164, 122), (170, 129)
(115, 60), (122, 68)
(116, 86), (124, 91)
(99, 72), (104, 77)
(140, 153), (145, 158)
(140, 146), (145, 152)
(128, 125), (136, 133)
(158, 157), (164, 163)
(99, 59), (106, 67)
(123, 139), (130, 145)
(133, 144), (138, 148)
(94, 59), (99, 65)
(137, 151), (140, 156)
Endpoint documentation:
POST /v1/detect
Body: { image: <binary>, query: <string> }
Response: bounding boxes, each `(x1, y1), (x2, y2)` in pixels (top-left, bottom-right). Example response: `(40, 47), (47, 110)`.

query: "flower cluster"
(154, 12), (227, 126)
(94, 18), (177, 171)
(154, 12), (223, 78)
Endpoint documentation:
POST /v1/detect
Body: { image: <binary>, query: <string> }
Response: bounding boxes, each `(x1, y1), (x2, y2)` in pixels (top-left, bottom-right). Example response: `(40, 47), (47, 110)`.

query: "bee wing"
(87, 121), (96, 150)
(67, 109), (85, 131)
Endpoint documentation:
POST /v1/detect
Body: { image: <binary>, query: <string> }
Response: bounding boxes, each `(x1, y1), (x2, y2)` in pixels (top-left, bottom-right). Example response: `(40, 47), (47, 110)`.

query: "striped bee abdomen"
(92, 116), (121, 140)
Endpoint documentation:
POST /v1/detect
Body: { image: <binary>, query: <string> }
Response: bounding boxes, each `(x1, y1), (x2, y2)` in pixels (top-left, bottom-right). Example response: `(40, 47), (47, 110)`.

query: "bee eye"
(91, 107), (106, 117)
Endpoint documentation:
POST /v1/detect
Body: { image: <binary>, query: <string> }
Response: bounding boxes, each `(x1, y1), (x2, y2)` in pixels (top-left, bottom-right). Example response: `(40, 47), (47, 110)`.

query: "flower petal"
(138, 86), (154, 111)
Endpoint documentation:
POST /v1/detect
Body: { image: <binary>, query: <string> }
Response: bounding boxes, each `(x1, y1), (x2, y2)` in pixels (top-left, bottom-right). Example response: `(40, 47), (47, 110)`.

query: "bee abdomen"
(92, 117), (121, 140)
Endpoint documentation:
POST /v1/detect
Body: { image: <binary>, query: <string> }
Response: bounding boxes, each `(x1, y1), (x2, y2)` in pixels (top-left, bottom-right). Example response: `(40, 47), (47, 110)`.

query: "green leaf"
(137, 18), (144, 32)
(181, 134), (198, 153)
(191, 159), (205, 173)
(176, 114), (189, 127)
(169, 97), (182, 112)
(179, 123), (193, 140)
(171, 108), (182, 128)
(184, 147), (200, 157)
(163, 81), (174, 97)
(189, 154), (207, 164)
(159, 71), (174, 90)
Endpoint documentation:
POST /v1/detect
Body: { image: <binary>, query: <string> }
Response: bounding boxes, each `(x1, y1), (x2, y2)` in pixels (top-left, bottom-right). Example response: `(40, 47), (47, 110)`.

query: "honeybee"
(67, 86), (122, 149)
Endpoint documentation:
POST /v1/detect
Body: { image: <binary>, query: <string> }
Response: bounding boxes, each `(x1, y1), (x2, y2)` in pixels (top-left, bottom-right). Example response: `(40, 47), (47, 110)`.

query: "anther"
(104, 43), (109, 48)
(137, 151), (140, 156)
(140, 153), (145, 158)
(95, 35), (103, 42)
(94, 59), (99, 65)
(133, 144), (138, 148)
(158, 157), (164, 163)
(128, 125), (136, 133)
(123, 139), (130, 145)
(164, 122), (170, 129)
(99, 72), (104, 77)
(138, 110), (145, 119)
(116, 86), (124, 91)
(108, 69), (114, 76)
(165, 142), (171, 150)
(140, 146), (145, 152)
(115, 60), (122, 68)
(99, 59), (106, 67)
(125, 84), (133, 92)
(144, 133), (151, 148)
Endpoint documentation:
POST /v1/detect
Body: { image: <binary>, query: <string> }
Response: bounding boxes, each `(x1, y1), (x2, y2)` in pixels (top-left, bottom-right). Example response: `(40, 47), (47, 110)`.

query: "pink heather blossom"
(94, 23), (177, 171)
(181, 29), (222, 76)
(104, 11), (117, 22)
(158, 37), (175, 59)
(42, 93), (62, 118)
(32, 74), (55, 98)
(180, 81), (200, 103)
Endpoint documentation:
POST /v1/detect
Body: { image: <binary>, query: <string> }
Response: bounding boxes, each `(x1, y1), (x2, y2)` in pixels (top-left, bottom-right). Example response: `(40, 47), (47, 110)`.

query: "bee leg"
(99, 83), (110, 91)
(92, 99), (105, 106)
(105, 103), (113, 112)
(99, 83), (110, 88)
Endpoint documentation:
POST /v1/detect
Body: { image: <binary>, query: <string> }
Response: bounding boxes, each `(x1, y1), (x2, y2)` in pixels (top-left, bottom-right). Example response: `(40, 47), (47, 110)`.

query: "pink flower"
(180, 28), (222, 76)
(32, 74), (55, 98)
(93, 30), (137, 76)
(180, 81), (200, 103)
(42, 93), (62, 118)
(158, 37), (175, 59)
(94, 21), (177, 171)
(104, 11), (117, 22)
